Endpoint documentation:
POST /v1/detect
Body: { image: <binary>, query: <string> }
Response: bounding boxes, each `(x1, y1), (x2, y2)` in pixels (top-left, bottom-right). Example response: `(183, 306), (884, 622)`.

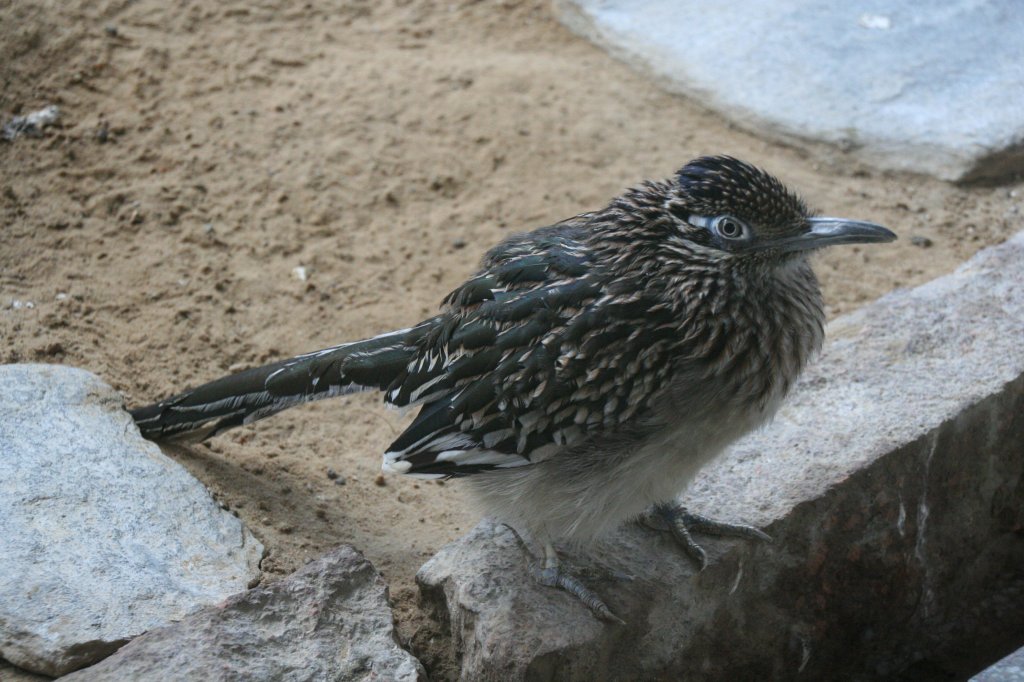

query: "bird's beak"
(773, 217), (897, 253)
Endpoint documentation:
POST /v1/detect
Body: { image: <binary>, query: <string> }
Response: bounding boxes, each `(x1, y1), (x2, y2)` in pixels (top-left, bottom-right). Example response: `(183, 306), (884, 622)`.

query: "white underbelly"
(466, 395), (783, 547)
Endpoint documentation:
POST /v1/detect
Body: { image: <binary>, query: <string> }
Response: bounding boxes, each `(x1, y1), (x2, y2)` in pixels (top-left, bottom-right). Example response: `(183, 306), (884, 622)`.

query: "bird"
(131, 155), (896, 621)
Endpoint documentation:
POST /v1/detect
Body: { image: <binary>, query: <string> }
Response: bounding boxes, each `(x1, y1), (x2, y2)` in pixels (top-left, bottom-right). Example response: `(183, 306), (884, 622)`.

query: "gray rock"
(0, 659), (51, 682)
(0, 365), (264, 677)
(972, 645), (1024, 681)
(555, 0), (1024, 183)
(417, 231), (1024, 680)
(62, 545), (425, 682)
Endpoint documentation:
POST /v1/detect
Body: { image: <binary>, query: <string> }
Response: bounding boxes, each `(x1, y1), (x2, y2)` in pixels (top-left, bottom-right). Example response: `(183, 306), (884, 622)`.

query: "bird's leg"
(641, 503), (771, 570)
(531, 542), (625, 625)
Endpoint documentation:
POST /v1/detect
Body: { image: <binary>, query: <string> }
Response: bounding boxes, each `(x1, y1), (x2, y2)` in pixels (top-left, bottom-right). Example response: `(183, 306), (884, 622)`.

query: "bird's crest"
(676, 155), (810, 237)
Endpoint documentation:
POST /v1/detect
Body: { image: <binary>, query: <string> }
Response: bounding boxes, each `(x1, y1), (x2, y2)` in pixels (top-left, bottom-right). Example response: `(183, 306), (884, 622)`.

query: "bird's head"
(663, 155), (896, 261)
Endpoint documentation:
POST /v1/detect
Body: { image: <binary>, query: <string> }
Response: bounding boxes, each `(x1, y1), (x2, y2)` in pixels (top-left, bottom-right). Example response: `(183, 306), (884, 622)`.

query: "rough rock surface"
(417, 232), (1024, 680)
(0, 365), (264, 677)
(555, 0), (1024, 183)
(62, 545), (425, 682)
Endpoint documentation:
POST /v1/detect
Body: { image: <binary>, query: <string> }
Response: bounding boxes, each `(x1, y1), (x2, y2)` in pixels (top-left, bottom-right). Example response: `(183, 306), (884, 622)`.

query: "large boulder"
(0, 365), (264, 676)
(63, 545), (425, 682)
(555, 0), (1024, 183)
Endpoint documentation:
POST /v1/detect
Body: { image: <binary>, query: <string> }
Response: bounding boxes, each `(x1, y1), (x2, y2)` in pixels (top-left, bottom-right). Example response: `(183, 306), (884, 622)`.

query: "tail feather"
(131, 326), (424, 441)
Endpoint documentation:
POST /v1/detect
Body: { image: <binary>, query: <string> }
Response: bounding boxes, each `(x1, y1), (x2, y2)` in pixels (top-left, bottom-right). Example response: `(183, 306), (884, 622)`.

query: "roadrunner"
(132, 155), (896, 620)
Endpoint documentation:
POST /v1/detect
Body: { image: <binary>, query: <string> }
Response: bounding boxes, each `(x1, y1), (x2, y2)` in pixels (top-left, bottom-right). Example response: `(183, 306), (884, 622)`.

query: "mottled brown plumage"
(132, 155), (895, 620)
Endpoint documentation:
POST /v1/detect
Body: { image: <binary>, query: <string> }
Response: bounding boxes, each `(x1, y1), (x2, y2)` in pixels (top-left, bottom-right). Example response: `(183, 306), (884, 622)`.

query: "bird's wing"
(381, 224), (681, 478)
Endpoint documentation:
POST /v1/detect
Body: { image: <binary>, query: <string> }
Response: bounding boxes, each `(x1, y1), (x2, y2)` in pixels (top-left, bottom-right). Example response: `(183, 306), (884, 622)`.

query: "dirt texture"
(1, 0), (1021, 679)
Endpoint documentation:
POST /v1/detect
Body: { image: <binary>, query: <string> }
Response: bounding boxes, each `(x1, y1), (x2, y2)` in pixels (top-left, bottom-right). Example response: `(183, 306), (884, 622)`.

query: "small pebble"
(2, 105), (59, 140)
(326, 468), (339, 480)
(452, 238), (467, 250)
(374, 473), (387, 487)
(910, 235), (933, 248)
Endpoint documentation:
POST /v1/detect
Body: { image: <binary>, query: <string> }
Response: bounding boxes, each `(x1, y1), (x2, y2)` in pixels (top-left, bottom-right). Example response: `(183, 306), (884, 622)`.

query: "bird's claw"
(681, 509), (772, 543)
(531, 563), (626, 625)
(642, 503), (771, 570)
(506, 527), (626, 624)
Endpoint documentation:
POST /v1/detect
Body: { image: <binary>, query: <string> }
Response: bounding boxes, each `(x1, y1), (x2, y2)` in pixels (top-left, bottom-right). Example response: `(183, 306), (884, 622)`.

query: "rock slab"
(62, 545), (425, 682)
(555, 0), (1024, 182)
(418, 232), (1024, 680)
(0, 365), (264, 677)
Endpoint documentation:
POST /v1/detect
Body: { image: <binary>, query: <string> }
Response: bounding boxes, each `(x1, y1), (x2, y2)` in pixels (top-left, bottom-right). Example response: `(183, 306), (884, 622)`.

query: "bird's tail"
(131, 325), (429, 441)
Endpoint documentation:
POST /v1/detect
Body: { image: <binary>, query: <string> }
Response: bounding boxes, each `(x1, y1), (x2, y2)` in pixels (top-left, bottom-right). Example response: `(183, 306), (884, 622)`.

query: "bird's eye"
(715, 216), (745, 239)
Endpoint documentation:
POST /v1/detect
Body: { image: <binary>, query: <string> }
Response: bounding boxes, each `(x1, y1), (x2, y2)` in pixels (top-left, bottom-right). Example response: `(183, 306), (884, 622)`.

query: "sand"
(2, 0), (1021, 678)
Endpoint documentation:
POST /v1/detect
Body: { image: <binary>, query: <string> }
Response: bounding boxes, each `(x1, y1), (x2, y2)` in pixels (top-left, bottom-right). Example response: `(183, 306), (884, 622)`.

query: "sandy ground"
(1, 0), (1021, 679)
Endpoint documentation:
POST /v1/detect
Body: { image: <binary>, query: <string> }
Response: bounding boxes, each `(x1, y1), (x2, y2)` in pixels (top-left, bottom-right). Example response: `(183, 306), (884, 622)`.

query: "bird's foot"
(640, 503), (771, 571)
(531, 543), (625, 625)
